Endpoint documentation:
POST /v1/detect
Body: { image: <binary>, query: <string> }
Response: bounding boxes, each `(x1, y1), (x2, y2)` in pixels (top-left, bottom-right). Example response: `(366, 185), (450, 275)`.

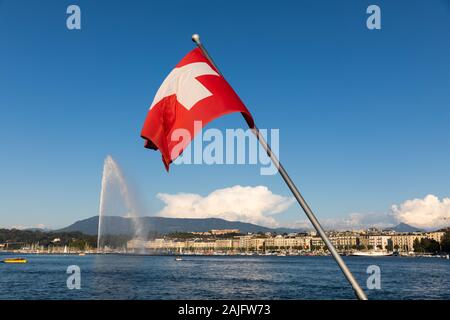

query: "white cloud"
(9, 223), (48, 230)
(156, 185), (295, 227)
(294, 194), (449, 231)
(391, 194), (450, 230)
(156, 190), (449, 231)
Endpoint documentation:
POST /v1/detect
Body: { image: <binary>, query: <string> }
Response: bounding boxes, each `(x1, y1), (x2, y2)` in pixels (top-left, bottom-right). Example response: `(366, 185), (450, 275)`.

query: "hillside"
(57, 216), (303, 236)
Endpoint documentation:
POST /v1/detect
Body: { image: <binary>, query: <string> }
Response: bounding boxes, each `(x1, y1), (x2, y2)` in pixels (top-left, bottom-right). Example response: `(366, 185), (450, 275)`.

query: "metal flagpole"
(191, 34), (368, 300)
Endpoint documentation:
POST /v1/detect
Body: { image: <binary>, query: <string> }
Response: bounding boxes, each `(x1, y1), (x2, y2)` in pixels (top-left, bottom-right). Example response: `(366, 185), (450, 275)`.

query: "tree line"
(0, 228), (97, 249)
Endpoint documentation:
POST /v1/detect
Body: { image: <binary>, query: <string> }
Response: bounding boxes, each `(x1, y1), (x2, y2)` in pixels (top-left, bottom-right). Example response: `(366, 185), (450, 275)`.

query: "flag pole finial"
(191, 34), (201, 45)
(191, 34), (221, 75)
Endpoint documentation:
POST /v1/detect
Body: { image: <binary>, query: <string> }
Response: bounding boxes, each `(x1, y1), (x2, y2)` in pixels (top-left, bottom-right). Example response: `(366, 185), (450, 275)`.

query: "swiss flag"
(141, 48), (254, 170)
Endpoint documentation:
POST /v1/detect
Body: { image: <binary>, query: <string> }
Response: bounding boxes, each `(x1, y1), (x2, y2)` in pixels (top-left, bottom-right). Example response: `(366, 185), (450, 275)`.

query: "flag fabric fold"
(141, 48), (254, 169)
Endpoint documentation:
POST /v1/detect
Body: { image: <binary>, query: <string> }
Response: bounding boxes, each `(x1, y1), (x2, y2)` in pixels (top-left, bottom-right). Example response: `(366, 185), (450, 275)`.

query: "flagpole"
(191, 34), (368, 300)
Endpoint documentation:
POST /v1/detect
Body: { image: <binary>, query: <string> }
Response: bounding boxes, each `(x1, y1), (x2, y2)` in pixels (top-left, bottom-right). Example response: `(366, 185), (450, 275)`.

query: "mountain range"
(57, 216), (304, 235)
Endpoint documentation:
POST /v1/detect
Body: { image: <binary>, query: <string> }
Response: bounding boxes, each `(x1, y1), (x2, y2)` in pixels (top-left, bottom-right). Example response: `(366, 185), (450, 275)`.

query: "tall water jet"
(97, 155), (146, 252)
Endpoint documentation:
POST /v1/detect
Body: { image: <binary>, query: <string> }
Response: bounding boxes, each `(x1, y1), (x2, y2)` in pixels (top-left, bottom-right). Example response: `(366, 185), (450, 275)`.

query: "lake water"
(0, 253), (449, 300)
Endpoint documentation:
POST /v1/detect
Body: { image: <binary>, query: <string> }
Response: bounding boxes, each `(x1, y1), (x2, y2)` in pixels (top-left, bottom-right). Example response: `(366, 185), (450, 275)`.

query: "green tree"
(421, 238), (440, 253)
(413, 238), (423, 253)
(385, 242), (393, 252)
(70, 239), (87, 250)
(441, 230), (450, 253)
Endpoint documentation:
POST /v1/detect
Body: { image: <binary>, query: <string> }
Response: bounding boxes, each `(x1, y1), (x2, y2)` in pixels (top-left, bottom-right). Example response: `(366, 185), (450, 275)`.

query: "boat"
(351, 251), (392, 257)
(2, 258), (28, 264)
(78, 253), (86, 256)
(175, 246), (183, 261)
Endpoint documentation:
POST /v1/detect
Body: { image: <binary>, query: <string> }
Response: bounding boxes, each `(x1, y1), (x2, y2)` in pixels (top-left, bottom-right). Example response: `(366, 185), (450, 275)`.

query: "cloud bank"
(8, 223), (48, 230)
(156, 188), (448, 231)
(156, 185), (295, 227)
(391, 194), (449, 230)
(294, 194), (449, 231)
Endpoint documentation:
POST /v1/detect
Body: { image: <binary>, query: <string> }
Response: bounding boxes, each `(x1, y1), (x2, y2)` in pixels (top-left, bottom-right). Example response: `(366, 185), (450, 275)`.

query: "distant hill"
(389, 223), (424, 233)
(56, 216), (303, 236)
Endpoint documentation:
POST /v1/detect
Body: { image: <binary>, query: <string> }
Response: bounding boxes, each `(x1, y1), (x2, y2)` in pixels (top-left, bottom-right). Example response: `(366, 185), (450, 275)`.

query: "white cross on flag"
(141, 48), (254, 170)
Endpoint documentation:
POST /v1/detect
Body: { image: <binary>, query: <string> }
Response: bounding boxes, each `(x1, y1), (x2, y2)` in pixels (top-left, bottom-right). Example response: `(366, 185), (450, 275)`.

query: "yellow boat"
(2, 258), (28, 264)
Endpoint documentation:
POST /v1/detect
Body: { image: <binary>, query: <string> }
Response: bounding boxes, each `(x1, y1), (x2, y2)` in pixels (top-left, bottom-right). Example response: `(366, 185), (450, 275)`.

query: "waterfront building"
(215, 239), (233, 250)
(294, 236), (312, 250)
(126, 230), (447, 254)
(280, 236), (311, 250)
(237, 235), (254, 250)
(264, 235), (285, 248)
(391, 234), (425, 252)
(391, 231), (445, 252)
(232, 239), (240, 249)
(425, 231), (445, 243)
(185, 241), (215, 250)
(359, 235), (391, 250)
(329, 235), (358, 249)
(311, 237), (325, 249)
(251, 238), (265, 251)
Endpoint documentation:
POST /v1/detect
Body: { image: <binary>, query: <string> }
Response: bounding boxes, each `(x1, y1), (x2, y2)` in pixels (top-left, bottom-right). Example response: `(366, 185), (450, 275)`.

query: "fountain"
(97, 155), (146, 252)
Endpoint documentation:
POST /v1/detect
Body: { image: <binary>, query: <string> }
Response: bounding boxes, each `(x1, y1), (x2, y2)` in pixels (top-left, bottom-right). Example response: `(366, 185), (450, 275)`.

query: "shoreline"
(1, 250), (449, 259)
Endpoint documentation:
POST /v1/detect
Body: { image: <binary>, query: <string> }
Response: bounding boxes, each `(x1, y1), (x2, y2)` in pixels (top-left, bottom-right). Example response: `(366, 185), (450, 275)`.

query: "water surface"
(1, 254), (448, 300)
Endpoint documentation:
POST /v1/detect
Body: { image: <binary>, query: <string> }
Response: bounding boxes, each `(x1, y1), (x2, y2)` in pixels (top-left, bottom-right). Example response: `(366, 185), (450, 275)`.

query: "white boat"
(175, 247), (183, 261)
(351, 251), (392, 257)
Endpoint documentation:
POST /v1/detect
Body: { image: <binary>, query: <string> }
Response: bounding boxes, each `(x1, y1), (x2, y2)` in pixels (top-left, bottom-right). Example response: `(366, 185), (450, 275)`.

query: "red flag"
(141, 48), (254, 170)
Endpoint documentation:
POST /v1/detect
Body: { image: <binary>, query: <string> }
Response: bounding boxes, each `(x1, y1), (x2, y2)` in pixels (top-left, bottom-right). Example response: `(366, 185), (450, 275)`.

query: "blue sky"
(1, 0), (449, 229)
